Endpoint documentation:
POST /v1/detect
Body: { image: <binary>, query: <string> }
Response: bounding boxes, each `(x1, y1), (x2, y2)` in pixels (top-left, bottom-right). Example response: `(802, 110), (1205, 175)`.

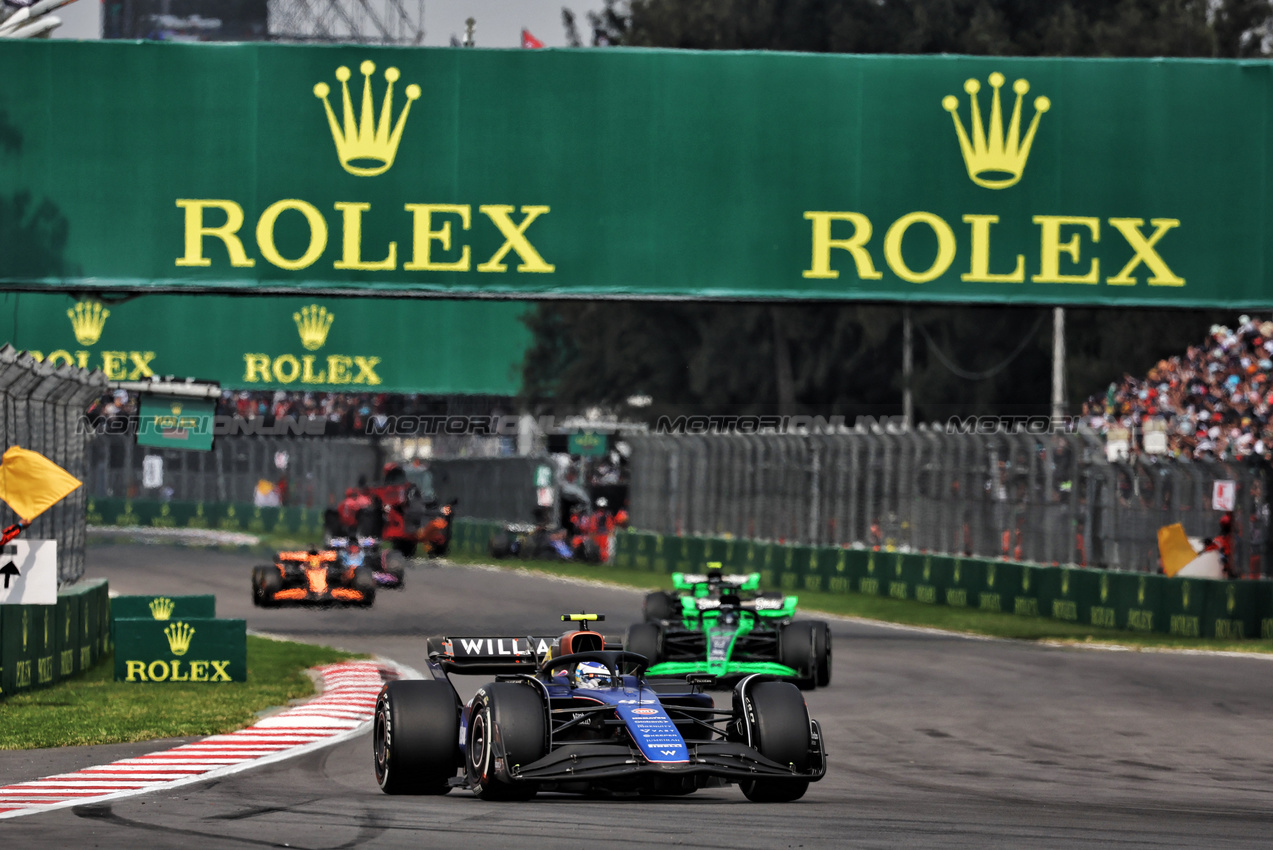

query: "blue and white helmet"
(574, 660), (612, 689)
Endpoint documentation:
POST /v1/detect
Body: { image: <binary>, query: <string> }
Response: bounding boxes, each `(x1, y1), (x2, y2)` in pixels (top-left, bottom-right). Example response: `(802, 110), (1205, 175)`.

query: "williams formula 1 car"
(626, 568), (832, 689)
(327, 537), (409, 589)
(372, 614), (826, 801)
(252, 546), (376, 607)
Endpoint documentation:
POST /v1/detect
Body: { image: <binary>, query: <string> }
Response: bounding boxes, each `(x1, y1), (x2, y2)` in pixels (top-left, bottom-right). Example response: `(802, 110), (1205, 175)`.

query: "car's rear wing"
(430, 635), (561, 674)
(680, 594), (798, 618)
(672, 570), (761, 593)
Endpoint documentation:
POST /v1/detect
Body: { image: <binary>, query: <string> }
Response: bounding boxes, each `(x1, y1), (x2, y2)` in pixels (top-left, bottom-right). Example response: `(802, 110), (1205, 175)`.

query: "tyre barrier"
(0, 579), (111, 698)
(448, 519), (1273, 642)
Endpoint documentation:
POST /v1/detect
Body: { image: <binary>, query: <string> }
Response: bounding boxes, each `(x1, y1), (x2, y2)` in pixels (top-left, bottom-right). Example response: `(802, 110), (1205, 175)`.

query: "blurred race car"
(626, 567), (832, 689)
(327, 537), (408, 589)
(252, 546), (376, 607)
(325, 464), (456, 558)
(372, 613), (826, 801)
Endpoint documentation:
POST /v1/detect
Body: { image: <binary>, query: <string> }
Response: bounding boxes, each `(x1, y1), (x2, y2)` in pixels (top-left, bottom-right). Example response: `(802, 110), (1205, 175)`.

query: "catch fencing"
(84, 434), (379, 509)
(0, 345), (107, 584)
(84, 434), (545, 524)
(627, 430), (1272, 576)
(428, 456), (546, 525)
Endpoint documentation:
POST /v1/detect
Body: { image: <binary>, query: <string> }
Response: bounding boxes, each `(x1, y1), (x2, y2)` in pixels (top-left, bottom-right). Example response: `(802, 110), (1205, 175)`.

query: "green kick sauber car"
(623, 566), (832, 689)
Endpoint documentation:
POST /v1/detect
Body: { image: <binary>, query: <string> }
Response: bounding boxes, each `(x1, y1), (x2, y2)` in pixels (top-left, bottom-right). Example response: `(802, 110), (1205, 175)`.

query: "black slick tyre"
(623, 622), (663, 667)
(739, 681), (812, 803)
(643, 591), (677, 623)
(353, 566), (376, 606)
(383, 550), (407, 588)
(250, 566), (265, 606)
(259, 568), (282, 607)
(812, 621), (832, 687)
(779, 621), (818, 690)
(374, 680), (460, 795)
(466, 683), (547, 801)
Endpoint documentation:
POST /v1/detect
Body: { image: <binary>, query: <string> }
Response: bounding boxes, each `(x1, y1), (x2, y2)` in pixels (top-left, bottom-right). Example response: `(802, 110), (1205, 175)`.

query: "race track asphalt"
(4, 543), (1273, 848)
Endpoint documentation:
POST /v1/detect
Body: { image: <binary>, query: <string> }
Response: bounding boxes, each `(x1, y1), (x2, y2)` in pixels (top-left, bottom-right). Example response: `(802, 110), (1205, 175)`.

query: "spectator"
(1083, 316), (1273, 461)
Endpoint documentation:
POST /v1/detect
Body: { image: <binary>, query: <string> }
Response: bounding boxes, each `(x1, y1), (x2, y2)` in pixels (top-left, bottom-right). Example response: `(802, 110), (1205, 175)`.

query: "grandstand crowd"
(1084, 316), (1273, 461)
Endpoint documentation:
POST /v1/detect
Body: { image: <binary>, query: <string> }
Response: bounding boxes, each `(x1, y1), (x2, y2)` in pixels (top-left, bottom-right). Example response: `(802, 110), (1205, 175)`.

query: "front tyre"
(374, 680), (460, 795)
(466, 683), (547, 801)
(739, 681), (812, 803)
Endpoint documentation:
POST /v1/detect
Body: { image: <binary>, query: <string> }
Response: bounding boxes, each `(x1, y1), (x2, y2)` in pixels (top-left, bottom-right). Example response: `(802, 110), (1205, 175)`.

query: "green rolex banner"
(137, 396), (216, 451)
(114, 618), (247, 683)
(110, 594), (217, 621)
(2, 42), (1273, 307)
(0, 291), (531, 395)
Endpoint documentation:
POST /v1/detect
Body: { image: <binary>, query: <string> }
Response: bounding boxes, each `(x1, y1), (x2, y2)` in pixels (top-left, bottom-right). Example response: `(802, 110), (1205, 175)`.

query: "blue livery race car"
(372, 614), (827, 801)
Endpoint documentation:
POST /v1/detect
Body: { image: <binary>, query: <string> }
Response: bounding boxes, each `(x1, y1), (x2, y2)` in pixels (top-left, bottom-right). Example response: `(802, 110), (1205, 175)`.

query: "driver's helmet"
(574, 660), (613, 690)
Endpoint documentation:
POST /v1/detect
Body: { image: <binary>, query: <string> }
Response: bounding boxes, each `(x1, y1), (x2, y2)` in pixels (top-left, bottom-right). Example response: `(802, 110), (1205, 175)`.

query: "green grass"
(0, 636), (361, 749)
(448, 554), (1273, 654)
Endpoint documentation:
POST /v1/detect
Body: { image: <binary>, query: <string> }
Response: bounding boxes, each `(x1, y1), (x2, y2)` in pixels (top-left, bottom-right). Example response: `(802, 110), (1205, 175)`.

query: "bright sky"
(51, 0), (611, 47)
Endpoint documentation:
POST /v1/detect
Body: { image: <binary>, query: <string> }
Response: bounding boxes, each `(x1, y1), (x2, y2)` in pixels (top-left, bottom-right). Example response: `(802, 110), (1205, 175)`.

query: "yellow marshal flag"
(0, 446), (83, 522)
(1157, 523), (1198, 578)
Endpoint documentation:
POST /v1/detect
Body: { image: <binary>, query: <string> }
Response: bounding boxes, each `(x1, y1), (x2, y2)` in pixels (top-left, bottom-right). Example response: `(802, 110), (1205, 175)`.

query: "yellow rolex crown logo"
(293, 304), (335, 350)
(165, 621), (195, 656)
(1100, 575), (1109, 603)
(942, 72), (1050, 190)
(67, 300), (110, 346)
(314, 61), (421, 177)
(149, 597), (175, 620)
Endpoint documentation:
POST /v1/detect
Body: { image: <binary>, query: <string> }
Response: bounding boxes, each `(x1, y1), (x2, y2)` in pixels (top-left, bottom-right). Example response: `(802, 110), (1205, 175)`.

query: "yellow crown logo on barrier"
(165, 621), (195, 656)
(942, 72), (1050, 190)
(314, 61), (421, 177)
(293, 304), (335, 350)
(149, 597), (175, 620)
(67, 300), (110, 346)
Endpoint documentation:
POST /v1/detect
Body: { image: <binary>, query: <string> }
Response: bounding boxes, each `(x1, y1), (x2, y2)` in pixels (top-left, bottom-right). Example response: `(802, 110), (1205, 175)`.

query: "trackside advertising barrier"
(449, 520), (1273, 641)
(111, 595), (247, 683)
(87, 497), (327, 539)
(0, 579), (111, 698)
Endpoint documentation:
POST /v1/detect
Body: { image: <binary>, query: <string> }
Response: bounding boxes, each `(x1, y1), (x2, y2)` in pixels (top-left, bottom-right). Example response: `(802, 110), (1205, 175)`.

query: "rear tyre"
(383, 550), (407, 588)
(623, 622), (663, 667)
(779, 621), (818, 690)
(466, 683), (547, 801)
(374, 680), (460, 795)
(812, 621), (832, 688)
(489, 533), (513, 559)
(643, 591), (677, 623)
(739, 681), (812, 803)
(250, 566), (266, 606)
(393, 540), (418, 558)
(259, 569), (282, 607)
(354, 566), (376, 606)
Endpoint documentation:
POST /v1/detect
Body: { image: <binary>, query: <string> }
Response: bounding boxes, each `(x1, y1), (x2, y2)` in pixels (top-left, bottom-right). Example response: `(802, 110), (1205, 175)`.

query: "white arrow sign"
(0, 539), (57, 605)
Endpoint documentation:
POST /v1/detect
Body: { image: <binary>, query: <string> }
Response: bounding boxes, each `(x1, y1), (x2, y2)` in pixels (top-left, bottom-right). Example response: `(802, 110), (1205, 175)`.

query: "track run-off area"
(3, 543), (1273, 848)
